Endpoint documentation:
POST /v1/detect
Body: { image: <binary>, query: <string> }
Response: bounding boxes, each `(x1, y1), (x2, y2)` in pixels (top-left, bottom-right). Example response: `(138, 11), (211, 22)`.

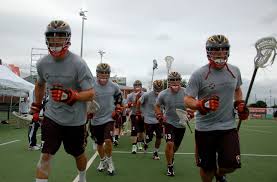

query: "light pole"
(98, 50), (106, 63)
(269, 89), (272, 107)
(165, 56), (174, 88)
(150, 59), (158, 90)
(79, 9), (87, 58)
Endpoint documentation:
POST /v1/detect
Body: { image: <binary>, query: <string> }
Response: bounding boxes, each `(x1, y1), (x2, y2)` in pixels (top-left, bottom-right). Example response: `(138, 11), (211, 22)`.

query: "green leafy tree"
(256, 100), (267, 108)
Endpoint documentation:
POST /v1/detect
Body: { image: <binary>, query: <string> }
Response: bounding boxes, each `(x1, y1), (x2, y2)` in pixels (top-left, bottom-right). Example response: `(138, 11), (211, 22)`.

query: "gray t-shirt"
(186, 63), (242, 131)
(156, 88), (186, 128)
(90, 80), (121, 126)
(139, 91), (159, 124)
(126, 91), (144, 114)
(37, 51), (94, 126)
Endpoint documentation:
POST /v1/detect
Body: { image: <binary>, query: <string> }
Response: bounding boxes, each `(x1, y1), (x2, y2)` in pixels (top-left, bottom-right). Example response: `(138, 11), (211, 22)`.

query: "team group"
(30, 20), (249, 182)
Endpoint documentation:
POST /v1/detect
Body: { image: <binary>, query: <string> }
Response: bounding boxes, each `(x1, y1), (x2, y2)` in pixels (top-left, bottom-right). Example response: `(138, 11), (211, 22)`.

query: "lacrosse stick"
(237, 36), (277, 131)
(176, 109), (193, 133)
(87, 100), (100, 114)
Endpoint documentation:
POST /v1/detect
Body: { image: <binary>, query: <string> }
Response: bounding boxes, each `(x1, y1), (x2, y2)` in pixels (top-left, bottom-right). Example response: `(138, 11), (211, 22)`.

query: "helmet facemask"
(97, 71), (110, 85)
(207, 47), (229, 69)
(168, 79), (181, 93)
(133, 84), (142, 93)
(133, 80), (142, 93)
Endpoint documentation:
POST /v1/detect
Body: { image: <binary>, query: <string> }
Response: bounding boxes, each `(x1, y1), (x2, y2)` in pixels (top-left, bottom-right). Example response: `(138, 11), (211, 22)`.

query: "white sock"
(36, 179), (48, 182)
(154, 148), (159, 152)
(78, 170), (86, 182)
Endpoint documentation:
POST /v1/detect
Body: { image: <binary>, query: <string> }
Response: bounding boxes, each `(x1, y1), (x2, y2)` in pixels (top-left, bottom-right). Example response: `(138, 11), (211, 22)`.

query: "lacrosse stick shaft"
(237, 68), (258, 131)
(186, 121), (193, 133)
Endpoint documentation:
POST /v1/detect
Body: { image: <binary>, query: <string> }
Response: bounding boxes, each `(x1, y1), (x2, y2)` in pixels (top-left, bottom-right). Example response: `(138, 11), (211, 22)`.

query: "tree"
(256, 100), (267, 108)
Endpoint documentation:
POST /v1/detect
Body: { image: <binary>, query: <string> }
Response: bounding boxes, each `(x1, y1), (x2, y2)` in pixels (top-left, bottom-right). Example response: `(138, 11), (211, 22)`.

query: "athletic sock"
(36, 179), (48, 182)
(78, 170), (86, 182)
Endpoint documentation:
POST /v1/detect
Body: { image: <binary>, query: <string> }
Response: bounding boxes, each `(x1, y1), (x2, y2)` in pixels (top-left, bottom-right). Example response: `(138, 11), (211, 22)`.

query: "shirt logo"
(208, 83), (215, 89)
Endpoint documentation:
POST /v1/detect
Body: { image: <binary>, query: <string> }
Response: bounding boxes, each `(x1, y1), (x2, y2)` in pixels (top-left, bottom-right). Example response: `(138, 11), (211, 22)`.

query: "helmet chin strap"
(49, 46), (69, 59)
(205, 59), (236, 79)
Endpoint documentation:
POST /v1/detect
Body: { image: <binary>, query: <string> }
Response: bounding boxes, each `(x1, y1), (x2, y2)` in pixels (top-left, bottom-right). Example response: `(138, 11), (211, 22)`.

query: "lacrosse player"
(88, 63), (123, 176)
(126, 80), (145, 154)
(32, 20), (95, 182)
(136, 80), (164, 160)
(113, 99), (127, 146)
(184, 35), (249, 182)
(155, 72), (194, 176)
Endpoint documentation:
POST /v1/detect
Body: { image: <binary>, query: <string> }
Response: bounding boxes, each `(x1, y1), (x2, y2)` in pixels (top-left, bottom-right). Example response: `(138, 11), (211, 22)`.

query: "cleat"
(216, 175), (227, 182)
(167, 164), (175, 176)
(137, 142), (143, 150)
(106, 157), (115, 176)
(152, 151), (160, 160)
(131, 145), (137, 154)
(29, 145), (40, 151)
(97, 158), (107, 172)
(113, 140), (119, 147)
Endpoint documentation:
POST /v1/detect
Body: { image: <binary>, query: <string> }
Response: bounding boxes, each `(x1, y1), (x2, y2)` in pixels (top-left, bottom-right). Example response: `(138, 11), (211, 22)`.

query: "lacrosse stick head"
(254, 37), (277, 68)
(87, 100), (100, 114)
(176, 109), (190, 127)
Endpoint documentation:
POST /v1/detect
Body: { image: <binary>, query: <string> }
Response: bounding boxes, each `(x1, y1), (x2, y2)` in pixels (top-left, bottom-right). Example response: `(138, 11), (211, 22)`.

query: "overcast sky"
(1, 0), (277, 105)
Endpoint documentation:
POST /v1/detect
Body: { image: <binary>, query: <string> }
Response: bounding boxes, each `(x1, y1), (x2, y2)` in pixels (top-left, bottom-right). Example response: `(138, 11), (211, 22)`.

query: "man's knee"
(200, 168), (215, 180)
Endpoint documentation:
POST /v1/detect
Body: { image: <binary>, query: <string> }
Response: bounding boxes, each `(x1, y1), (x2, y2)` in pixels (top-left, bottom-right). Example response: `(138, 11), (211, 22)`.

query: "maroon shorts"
(114, 115), (123, 129)
(130, 114), (145, 136)
(89, 121), (114, 145)
(41, 117), (88, 157)
(164, 123), (186, 149)
(145, 123), (163, 143)
(195, 129), (241, 171)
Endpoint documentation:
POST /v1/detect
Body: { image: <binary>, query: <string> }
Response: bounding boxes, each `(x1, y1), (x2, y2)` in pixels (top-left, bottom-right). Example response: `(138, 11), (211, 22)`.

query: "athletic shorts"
(89, 121), (114, 145)
(130, 114), (145, 136)
(114, 115), (123, 129)
(41, 117), (87, 157)
(195, 128), (241, 171)
(145, 123), (163, 142)
(164, 123), (186, 149)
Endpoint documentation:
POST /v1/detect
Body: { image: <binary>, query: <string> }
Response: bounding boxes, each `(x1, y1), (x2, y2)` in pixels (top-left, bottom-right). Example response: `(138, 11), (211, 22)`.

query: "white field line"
(0, 140), (20, 146)
(112, 150), (277, 157)
(244, 125), (277, 128)
(240, 128), (272, 134)
(72, 151), (98, 182)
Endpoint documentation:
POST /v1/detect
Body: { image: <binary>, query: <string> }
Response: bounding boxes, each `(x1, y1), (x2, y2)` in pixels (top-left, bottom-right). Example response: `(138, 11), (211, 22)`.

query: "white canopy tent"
(0, 65), (34, 97)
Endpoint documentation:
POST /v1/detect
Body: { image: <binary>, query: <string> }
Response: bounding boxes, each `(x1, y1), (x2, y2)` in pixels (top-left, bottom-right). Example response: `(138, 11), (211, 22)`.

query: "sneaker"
(97, 158), (107, 172)
(216, 175), (227, 182)
(113, 140), (119, 147)
(152, 151), (160, 160)
(137, 142), (143, 150)
(167, 164), (175, 176)
(106, 157), (115, 176)
(29, 145), (40, 151)
(143, 143), (148, 153)
(131, 145), (137, 154)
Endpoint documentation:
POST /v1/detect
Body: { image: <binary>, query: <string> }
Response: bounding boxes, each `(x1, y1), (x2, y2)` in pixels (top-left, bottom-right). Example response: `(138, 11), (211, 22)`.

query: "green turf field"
(1, 119), (277, 182)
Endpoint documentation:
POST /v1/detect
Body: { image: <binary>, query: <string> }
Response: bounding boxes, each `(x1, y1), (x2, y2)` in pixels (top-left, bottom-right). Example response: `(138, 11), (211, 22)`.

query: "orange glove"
(155, 112), (164, 123)
(234, 100), (249, 120)
(50, 85), (78, 106)
(32, 113), (40, 122)
(186, 108), (195, 120)
(197, 95), (219, 115)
